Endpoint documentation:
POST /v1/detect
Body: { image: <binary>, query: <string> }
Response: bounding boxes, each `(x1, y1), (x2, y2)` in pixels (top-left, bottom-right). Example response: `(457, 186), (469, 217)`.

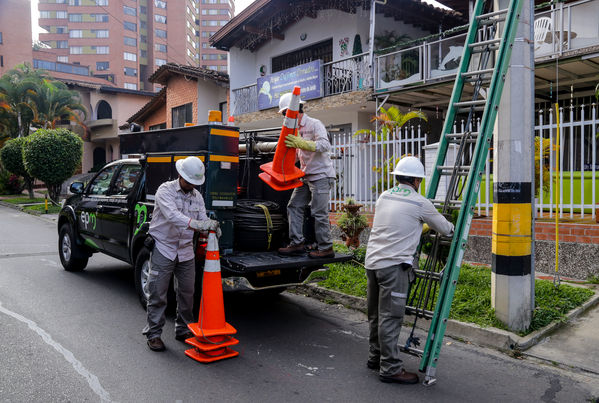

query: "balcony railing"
(375, 0), (599, 91)
(232, 83), (258, 116)
(322, 52), (372, 96)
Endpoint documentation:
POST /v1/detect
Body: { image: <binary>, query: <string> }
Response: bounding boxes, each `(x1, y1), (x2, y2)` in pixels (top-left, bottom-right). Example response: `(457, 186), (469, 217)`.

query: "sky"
(31, 0), (449, 41)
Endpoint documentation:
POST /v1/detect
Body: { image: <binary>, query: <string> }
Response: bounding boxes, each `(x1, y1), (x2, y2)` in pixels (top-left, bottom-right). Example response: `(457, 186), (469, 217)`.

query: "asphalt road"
(1, 205), (598, 402)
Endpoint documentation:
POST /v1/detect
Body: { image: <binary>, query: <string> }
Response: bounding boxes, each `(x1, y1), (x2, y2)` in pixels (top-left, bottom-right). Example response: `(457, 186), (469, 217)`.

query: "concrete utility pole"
(491, 0), (534, 332)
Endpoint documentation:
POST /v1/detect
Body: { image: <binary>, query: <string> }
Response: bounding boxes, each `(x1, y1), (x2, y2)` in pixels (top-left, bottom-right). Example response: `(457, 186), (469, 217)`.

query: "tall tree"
(29, 80), (87, 129)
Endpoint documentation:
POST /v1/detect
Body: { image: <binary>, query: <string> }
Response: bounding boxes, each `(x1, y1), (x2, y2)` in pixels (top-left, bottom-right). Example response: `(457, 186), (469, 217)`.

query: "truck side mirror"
(69, 181), (85, 194)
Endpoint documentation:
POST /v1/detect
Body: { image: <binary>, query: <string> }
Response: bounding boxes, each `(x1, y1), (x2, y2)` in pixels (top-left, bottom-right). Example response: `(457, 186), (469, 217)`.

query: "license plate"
(256, 269), (281, 278)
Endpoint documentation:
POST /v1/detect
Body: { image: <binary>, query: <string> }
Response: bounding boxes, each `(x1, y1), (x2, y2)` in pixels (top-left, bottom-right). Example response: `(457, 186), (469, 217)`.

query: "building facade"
(198, 0), (233, 73)
(0, 0), (33, 75)
(37, 0), (233, 91)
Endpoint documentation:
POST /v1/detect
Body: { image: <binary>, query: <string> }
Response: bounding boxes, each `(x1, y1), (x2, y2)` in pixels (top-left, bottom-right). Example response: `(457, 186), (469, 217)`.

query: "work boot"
(379, 369), (419, 384)
(278, 243), (305, 256)
(175, 330), (195, 342)
(147, 337), (166, 352)
(309, 247), (335, 259)
(367, 359), (380, 370)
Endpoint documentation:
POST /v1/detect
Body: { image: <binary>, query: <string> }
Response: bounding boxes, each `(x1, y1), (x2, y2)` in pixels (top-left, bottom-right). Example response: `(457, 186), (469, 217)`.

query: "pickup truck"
(57, 124), (350, 307)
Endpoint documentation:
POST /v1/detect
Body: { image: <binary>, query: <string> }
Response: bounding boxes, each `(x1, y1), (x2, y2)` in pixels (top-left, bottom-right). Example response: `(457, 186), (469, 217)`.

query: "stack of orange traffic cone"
(259, 86), (305, 191)
(185, 231), (239, 363)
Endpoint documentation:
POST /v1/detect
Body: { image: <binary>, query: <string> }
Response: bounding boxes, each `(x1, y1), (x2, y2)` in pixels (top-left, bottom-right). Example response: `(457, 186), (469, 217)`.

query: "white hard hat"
(391, 156), (425, 178)
(278, 92), (305, 113)
(175, 156), (205, 185)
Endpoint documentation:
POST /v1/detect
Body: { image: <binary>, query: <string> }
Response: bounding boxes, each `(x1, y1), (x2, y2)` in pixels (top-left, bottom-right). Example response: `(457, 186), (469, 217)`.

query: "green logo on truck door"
(80, 212), (96, 230)
(134, 203), (148, 236)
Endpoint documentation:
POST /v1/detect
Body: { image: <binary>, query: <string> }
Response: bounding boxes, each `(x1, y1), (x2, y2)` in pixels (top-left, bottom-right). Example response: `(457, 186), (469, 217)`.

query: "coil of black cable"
(234, 199), (286, 251)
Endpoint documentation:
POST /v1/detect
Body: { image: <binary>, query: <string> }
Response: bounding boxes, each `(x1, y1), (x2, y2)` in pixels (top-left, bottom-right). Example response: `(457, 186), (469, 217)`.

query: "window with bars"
(272, 39), (332, 73)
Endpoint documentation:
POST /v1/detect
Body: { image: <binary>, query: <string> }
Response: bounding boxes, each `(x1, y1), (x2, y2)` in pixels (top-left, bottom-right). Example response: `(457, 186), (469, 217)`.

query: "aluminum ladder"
(400, 0), (525, 385)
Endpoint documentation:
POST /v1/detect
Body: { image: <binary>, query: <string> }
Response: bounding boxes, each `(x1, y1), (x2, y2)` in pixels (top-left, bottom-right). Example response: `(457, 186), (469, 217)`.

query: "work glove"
(189, 219), (222, 238)
(285, 134), (316, 152)
(422, 223), (430, 234)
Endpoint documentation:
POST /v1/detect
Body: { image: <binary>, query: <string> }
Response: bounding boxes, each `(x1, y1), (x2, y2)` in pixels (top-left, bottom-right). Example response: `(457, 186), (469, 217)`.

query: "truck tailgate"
(221, 251), (352, 273)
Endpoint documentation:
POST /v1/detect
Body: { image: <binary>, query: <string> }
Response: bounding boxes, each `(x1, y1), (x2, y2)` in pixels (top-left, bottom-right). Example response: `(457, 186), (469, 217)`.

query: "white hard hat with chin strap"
(176, 156), (205, 185)
(278, 92), (305, 113)
(391, 156), (425, 178)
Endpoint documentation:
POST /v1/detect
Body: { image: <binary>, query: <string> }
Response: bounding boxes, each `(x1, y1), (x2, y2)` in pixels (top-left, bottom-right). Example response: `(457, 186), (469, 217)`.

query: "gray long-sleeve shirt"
(149, 179), (208, 262)
(365, 184), (454, 270)
(297, 113), (336, 181)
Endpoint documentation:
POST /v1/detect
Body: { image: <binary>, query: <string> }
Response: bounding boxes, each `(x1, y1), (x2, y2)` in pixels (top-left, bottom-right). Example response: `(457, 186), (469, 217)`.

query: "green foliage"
(0, 137), (34, 197)
(0, 165), (23, 194)
(29, 79), (87, 129)
(23, 203), (61, 214)
(1, 197), (45, 204)
(587, 275), (599, 284)
(320, 261), (368, 298)
(337, 212), (368, 233)
(535, 136), (558, 196)
(22, 128), (82, 202)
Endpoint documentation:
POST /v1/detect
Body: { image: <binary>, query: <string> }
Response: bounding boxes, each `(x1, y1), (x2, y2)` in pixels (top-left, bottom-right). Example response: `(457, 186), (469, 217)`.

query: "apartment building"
(198, 0), (233, 73)
(38, 0), (233, 91)
(0, 0), (33, 75)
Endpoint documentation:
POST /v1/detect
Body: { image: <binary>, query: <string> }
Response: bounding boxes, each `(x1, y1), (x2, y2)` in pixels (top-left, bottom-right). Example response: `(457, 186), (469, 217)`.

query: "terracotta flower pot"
(343, 204), (364, 214)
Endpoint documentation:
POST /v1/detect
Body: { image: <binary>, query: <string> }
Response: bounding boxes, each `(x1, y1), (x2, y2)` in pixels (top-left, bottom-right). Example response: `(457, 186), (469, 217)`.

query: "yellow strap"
(255, 204), (273, 249)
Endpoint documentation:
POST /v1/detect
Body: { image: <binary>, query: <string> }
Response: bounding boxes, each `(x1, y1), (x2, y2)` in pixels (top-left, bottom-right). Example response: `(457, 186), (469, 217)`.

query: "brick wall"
(166, 76), (198, 128)
(143, 104), (167, 131)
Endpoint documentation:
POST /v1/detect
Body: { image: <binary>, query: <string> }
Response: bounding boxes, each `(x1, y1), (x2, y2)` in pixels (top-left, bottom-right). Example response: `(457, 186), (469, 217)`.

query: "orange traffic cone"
(185, 231), (239, 363)
(259, 86), (305, 191)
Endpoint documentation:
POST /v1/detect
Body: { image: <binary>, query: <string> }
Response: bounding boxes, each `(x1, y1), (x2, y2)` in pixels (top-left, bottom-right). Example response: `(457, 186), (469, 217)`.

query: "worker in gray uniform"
(143, 156), (220, 352)
(365, 156), (454, 384)
(276, 92), (336, 259)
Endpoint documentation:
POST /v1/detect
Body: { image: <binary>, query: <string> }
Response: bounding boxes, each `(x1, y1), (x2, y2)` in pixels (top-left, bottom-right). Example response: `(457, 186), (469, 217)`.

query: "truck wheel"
(58, 224), (88, 272)
(134, 246), (152, 309)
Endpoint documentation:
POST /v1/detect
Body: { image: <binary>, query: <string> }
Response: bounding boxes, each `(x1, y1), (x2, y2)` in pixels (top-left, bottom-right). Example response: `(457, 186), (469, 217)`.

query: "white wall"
(196, 81), (228, 124)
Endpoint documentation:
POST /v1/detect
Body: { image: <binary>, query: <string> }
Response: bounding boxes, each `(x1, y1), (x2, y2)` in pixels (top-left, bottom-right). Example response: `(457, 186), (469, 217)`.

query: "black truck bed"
(221, 251), (352, 273)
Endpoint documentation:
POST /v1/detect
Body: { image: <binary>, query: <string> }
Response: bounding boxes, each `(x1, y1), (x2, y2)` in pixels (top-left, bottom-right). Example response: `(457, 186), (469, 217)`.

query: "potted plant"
(337, 198), (369, 248)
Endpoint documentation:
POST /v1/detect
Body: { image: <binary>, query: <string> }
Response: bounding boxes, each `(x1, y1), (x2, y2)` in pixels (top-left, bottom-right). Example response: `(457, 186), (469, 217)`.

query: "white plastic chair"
(534, 17), (552, 50)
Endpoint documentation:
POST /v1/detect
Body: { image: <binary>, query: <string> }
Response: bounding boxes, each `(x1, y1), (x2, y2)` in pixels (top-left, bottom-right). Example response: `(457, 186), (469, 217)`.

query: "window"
(154, 14), (166, 23)
(96, 0), (108, 5)
(95, 14), (109, 22)
(57, 40), (68, 48)
(140, 49), (147, 58)
(111, 165), (141, 196)
(172, 103), (193, 128)
(94, 30), (109, 38)
(272, 39), (332, 73)
(96, 61), (109, 71)
(57, 56), (68, 63)
(155, 29), (167, 38)
(96, 100), (112, 119)
(56, 26), (68, 34)
(94, 46), (109, 54)
(155, 43), (167, 52)
(40, 11), (51, 18)
(124, 83), (137, 90)
(140, 5), (147, 14)
(0, 32), (3, 44)
(124, 52), (137, 61)
(124, 36), (136, 47)
(201, 31), (214, 38)
(123, 6), (137, 16)
(202, 20), (219, 26)
(88, 165), (117, 196)
(149, 123), (166, 131)
(154, 0), (166, 8)
(187, 49), (193, 57)
(124, 67), (137, 76)
(124, 21), (137, 32)
(69, 14), (82, 22)
(33, 59), (55, 70)
(140, 20), (147, 29)
(56, 11), (67, 18)
(69, 30), (82, 38)
(140, 35), (147, 43)
(155, 58), (166, 66)
(70, 46), (83, 54)
(69, 0), (81, 5)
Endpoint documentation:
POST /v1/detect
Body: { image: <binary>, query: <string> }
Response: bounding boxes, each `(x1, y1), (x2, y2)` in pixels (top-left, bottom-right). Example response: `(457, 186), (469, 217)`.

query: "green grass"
(1, 197), (46, 204)
(23, 204), (61, 214)
(587, 275), (599, 284)
(317, 245), (595, 336)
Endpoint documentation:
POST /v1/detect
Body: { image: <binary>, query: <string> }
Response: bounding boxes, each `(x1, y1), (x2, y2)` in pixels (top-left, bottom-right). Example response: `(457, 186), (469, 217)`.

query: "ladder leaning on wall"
(400, 0), (525, 385)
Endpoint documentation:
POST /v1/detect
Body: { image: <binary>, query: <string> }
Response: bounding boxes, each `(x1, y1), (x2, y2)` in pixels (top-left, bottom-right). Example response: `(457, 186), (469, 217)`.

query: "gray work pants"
(367, 264), (411, 376)
(142, 248), (195, 340)
(287, 177), (333, 250)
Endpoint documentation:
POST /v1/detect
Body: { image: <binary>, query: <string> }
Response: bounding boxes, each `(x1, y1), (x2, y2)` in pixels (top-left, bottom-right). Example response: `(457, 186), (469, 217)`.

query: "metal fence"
(332, 103), (599, 219)
(330, 125), (428, 212)
(322, 52), (372, 96)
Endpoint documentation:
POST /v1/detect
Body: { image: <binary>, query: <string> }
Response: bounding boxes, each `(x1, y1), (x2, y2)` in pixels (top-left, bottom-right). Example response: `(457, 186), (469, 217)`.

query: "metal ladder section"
(400, 0), (524, 385)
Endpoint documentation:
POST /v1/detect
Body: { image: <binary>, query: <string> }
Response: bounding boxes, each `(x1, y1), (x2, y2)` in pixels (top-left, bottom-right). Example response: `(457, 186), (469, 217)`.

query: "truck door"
(76, 164), (119, 250)
(100, 164), (142, 259)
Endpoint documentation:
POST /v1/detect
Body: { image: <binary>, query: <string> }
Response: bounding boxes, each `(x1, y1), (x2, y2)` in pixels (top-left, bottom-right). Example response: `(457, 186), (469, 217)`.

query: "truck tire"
(134, 246), (152, 309)
(58, 224), (88, 272)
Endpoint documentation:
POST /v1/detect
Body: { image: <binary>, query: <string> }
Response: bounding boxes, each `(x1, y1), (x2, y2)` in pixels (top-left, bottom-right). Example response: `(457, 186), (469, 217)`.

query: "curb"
(297, 282), (599, 353)
(0, 200), (59, 224)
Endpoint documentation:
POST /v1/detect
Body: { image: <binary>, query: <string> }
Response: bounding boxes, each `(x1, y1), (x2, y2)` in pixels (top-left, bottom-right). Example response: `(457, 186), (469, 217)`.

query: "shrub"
(22, 128), (82, 202)
(0, 137), (34, 197)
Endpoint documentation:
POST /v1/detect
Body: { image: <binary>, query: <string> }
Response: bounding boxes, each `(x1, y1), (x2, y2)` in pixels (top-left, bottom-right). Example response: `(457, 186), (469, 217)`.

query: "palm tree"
(29, 80), (87, 129)
(0, 64), (44, 137)
(355, 106), (427, 191)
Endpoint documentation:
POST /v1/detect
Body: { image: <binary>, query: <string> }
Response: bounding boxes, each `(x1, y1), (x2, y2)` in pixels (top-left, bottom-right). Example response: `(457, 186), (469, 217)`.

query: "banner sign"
(256, 60), (322, 110)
